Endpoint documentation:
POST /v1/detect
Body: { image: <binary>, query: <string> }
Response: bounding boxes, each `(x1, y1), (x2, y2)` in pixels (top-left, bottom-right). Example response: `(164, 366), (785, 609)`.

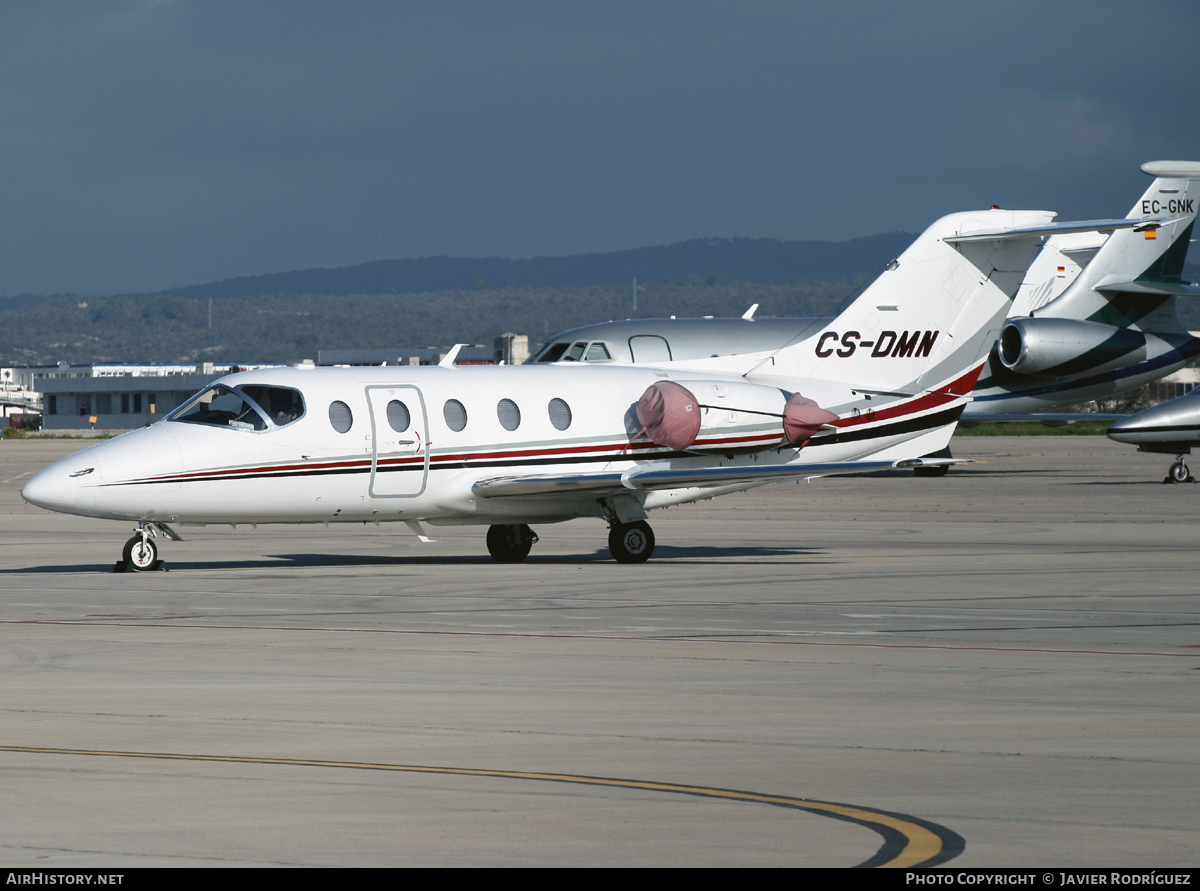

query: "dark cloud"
(0, 1), (1196, 295)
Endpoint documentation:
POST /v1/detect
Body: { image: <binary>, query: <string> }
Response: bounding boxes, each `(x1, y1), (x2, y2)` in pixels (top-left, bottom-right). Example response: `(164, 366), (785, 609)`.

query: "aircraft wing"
(945, 216), (1184, 244)
(471, 457), (959, 499)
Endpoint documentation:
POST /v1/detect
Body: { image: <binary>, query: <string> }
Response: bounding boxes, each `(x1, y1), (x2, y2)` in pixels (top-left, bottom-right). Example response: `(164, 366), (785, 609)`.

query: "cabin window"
(386, 400), (411, 432)
(328, 400), (353, 433)
(170, 385), (268, 431)
(586, 342), (612, 361)
(548, 397), (572, 430)
(242, 385), (305, 427)
(444, 399), (467, 432)
(497, 398), (521, 431)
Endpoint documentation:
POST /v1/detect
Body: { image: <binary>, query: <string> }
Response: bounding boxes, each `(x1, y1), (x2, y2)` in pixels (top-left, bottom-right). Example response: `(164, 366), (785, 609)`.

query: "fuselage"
(20, 361), (971, 528)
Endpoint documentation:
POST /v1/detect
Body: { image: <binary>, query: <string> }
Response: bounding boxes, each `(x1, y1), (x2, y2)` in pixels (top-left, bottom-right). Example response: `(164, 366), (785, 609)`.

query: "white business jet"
(24, 207), (1095, 570)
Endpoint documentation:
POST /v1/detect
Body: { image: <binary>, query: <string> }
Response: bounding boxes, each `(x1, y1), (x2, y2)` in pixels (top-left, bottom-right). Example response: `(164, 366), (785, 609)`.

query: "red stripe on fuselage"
(829, 363), (981, 429)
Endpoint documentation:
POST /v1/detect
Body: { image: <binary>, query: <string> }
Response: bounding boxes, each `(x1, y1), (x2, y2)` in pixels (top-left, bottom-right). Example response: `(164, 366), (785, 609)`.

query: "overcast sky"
(1, 1), (1197, 296)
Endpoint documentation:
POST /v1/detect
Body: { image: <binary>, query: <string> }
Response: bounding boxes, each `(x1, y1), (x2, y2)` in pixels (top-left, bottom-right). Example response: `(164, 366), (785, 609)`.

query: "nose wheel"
(121, 535), (161, 571)
(1166, 457), (1194, 484)
(115, 522), (177, 572)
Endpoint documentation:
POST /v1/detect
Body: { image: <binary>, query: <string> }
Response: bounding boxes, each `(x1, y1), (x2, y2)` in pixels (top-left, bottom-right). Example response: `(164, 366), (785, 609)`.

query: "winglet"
(741, 304), (759, 321)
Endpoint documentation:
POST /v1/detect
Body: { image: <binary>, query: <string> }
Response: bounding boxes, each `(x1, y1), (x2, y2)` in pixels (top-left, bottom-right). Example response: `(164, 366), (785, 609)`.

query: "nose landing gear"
(1165, 456), (1194, 484)
(115, 522), (177, 572)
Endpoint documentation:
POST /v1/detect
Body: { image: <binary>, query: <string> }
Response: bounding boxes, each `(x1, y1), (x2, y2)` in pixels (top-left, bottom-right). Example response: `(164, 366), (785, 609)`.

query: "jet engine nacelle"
(635, 380), (838, 453)
(997, 317), (1147, 378)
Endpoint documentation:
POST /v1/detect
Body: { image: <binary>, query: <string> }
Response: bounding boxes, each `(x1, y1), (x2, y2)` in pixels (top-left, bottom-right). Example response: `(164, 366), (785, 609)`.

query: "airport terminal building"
(21, 334), (528, 431)
(35, 363), (274, 431)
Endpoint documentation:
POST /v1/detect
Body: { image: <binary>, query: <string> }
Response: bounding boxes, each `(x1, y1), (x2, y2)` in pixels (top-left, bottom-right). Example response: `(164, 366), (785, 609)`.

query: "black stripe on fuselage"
(807, 405), (964, 447)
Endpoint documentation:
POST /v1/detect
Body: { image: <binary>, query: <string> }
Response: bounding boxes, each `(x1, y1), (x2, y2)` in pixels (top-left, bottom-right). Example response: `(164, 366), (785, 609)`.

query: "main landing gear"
(608, 521), (655, 563)
(115, 522), (177, 572)
(484, 520), (657, 563)
(913, 447), (951, 477)
(486, 524), (539, 562)
(1165, 456), (1194, 484)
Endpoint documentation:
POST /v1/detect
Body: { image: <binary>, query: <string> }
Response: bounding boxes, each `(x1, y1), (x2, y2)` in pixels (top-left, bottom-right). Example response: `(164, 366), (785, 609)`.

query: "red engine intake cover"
(635, 381), (702, 450)
(783, 393), (839, 446)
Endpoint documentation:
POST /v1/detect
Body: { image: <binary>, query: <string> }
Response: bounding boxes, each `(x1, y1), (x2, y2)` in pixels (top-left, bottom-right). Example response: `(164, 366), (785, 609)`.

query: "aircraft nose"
(20, 461), (95, 514)
(1106, 394), (1199, 446)
(1105, 415), (1139, 443)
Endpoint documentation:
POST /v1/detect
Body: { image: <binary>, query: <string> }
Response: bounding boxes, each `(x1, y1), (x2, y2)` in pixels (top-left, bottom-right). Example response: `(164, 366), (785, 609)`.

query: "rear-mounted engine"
(634, 380), (838, 453)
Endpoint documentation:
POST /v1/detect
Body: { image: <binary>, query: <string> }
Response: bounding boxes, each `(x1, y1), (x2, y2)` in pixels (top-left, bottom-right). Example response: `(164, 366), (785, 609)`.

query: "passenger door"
(365, 385), (429, 497)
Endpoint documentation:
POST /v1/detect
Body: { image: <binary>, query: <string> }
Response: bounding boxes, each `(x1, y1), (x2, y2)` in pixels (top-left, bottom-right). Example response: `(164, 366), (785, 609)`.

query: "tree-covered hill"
(123, 234), (915, 301)
(0, 278), (864, 366)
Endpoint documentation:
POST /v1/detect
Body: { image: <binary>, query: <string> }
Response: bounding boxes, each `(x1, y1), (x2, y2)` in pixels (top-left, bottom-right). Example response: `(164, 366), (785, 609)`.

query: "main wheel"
(1169, 461), (1192, 483)
(913, 463), (950, 478)
(486, 524), (536, 563)
(608, 521), (655, 564)
(122, 535), (160, 572)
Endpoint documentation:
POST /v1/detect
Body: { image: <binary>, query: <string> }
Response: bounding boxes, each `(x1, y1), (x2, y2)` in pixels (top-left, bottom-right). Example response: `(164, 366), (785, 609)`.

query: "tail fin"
(1030, 161), (1200, 331)
(768, 209), (1055, 392)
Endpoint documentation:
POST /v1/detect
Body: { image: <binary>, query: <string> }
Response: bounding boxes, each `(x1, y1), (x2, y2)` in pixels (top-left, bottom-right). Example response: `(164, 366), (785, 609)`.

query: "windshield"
(534, 342), (570, 363)
(169, 384), (305, 431)
(534, 340), (612, 363)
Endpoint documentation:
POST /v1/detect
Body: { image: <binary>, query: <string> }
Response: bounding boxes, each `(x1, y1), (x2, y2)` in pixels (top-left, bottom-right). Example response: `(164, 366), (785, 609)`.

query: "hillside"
(0, 279), (863, 366)
(129, 233), (915, 302)
(0, 234), (913, 365)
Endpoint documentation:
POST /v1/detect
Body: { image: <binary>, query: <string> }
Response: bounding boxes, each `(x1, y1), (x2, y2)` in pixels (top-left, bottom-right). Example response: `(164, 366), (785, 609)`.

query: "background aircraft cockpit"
(532, 340), (617, 363)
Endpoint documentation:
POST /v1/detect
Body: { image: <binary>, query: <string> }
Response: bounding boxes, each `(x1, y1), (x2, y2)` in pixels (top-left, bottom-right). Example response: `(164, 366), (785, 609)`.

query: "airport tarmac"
(0, 435), (1196, 867)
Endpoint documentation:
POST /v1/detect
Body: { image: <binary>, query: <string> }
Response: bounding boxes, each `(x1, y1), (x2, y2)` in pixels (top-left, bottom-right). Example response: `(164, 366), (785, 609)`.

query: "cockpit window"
(535, 342), (570, 363)
(241, 385), (305, 427)
(534, 340), (611, 363)
(170, 386), (268, 431)
(169, 384), (305, 431)
(585, 342), (612, 361)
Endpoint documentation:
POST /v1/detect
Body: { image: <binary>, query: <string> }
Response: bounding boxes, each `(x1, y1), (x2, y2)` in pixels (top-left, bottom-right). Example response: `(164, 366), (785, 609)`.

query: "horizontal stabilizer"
(472, 457), (970, 498)
(962, 413), (1124, 424)
(1095, 280), (1200, 298)
(945, 216), (1182, 244)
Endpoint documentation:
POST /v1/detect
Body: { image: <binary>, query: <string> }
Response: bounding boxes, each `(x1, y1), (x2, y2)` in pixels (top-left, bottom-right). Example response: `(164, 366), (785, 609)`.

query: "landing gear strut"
(486, 524), (538, 562)
(608, 521), (655, 564)
(1166, 456), (1194, 484)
